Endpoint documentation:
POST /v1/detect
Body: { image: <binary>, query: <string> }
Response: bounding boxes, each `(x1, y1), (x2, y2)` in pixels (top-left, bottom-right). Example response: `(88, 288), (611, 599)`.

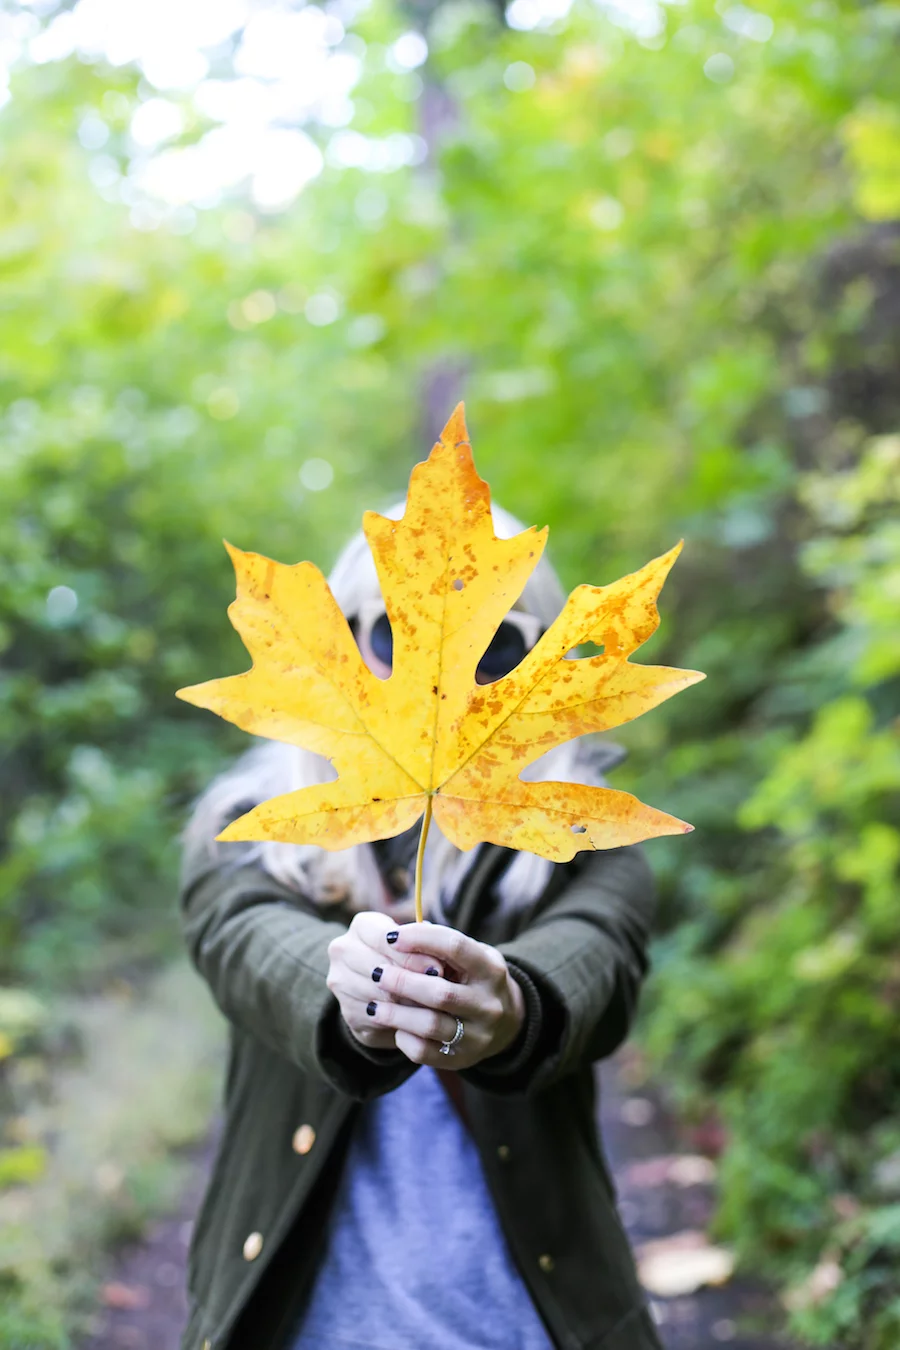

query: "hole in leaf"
(565, 640), (605, 660)
(452, 578), (464, 591)
(571, 823), (587, 834)
(348, 612), (393, 681)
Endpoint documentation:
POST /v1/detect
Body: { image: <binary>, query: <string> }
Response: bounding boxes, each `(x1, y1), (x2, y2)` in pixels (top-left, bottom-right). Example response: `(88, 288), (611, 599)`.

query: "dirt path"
(597, 1054), (799, 1349)
(77, 1127), (221, 1350)
(78, 1054), (797, 1350)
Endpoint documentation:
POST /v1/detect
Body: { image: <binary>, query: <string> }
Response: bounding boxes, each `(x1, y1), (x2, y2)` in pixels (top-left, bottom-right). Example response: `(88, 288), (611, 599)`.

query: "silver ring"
(439, 1018), (465, 1056)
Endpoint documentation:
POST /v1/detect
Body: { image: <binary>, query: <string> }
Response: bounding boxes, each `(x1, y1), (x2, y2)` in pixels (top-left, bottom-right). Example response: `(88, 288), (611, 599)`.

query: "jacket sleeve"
(179, 836), (416, 1102)
(460, 843), (656, 1097)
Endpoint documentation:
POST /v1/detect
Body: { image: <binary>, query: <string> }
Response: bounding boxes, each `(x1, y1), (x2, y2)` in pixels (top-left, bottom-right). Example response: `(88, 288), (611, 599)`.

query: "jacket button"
(243, 1231), (264, 1261)
(538, 1253), (555, 1273)
(292, 1124), (316, 1155)
(497, 1145), (511, 1162)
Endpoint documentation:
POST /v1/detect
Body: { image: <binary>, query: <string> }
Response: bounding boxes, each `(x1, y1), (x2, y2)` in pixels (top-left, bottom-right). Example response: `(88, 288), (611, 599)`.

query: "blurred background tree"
(0, 0), (898, 1344)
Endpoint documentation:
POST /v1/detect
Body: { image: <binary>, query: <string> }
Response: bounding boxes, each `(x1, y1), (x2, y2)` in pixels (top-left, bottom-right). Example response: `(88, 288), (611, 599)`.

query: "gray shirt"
(289, 1065), (555, 1350)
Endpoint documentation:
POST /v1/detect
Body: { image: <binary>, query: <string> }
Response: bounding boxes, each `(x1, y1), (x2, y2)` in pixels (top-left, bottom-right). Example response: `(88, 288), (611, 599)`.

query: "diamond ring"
(439, 1018), (465, 1055)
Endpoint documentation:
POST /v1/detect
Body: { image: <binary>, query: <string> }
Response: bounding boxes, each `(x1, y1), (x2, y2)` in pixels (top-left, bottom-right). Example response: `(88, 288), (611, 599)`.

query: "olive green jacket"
(178, 829), (664, 1350)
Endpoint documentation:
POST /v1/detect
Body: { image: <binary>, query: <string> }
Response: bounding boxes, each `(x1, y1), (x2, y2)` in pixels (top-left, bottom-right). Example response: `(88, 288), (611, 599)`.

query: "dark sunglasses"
(350, 600), (543, 683)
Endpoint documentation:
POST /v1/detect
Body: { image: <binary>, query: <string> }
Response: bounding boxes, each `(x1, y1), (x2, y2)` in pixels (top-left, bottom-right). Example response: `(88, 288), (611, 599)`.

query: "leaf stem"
(414, 796), (433, 924)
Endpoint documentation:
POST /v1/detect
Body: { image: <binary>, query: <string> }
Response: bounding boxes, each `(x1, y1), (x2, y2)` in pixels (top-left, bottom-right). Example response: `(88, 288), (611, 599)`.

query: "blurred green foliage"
(0, 0), (898, 1343)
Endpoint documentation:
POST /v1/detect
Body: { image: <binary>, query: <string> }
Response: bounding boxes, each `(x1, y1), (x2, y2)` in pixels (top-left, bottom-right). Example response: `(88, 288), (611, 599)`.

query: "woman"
(178, 500), (664, 1350)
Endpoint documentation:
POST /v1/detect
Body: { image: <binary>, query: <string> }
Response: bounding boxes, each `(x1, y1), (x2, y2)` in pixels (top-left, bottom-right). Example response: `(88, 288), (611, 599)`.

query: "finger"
(344, 1022), (399, 1052)
(338, 994), (407, 1047)
(347, 914), (445, 978)
(393, 1030), (478, 1070)
(342, 941), (444, 984)
(398, 951), (446, 977)
(332, 966), (408, 1008)
(394, 1029), (453, 1068)
(364, 963), (484, 1019)
(337, 994), (393, 1039)
(362, 998), (459, 1046)
(330, 948), (443, 1013)
(348, 910), (402, 948)
(388, 923), (506, 983)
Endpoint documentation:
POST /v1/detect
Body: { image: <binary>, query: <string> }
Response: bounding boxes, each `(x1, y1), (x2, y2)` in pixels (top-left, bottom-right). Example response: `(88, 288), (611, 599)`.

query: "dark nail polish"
(371, 967), (383, 983)
(386, 930), (399, 944)
(426, 967), (439, 976)
(366, 1001), (377, 1016)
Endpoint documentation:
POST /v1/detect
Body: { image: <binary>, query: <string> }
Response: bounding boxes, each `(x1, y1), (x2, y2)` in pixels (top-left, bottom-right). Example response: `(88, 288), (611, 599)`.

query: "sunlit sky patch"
(0, 0), (770, 217)
(20, 0), (368, 211)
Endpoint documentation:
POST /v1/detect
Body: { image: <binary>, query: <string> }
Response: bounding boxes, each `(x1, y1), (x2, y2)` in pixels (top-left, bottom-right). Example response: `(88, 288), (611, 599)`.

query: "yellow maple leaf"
(177, 405), (704, 918)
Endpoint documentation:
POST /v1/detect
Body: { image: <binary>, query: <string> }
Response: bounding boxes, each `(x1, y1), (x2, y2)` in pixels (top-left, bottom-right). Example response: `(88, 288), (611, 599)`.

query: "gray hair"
(183, 498), (622, 921)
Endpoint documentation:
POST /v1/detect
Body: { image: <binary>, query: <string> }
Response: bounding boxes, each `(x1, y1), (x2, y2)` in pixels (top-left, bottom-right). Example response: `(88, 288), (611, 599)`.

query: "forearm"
(180, 859), (414, 1099)
(461, 844), (656, 1096)
(181, 860), (339, 1066)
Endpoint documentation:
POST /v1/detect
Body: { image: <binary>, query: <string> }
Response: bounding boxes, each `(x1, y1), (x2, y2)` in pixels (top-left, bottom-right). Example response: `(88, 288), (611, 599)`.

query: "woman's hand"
(328, 916), (525, 1070)
(326, 911), (446, 1052)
